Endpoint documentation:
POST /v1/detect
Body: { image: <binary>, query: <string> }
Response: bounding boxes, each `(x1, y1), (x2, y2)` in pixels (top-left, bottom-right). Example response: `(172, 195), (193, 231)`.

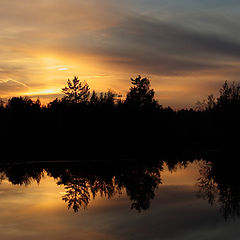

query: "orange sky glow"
(1, 0), (240, 108)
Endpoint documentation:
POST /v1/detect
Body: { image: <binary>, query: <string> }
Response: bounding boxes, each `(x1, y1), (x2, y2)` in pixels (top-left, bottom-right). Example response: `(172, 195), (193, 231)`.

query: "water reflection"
(0, 155), (240, 221)
(197, 159), (240, 220)
(0, 160), (162, 212)
(56, 160), (162, 212)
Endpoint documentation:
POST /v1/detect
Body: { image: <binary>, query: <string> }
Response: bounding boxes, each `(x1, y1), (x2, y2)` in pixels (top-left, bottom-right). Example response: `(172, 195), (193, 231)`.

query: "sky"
(1, 0), (240, 108)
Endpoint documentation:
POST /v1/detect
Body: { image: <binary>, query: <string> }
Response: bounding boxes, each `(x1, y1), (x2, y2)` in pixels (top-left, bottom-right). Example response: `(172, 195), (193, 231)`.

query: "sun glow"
(23, 88), (60, 96)
(58, 67), (69, 71)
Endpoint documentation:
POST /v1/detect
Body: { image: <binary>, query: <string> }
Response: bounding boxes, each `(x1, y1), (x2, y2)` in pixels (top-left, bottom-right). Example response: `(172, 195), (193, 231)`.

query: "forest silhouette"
(0, 75), (239, 160)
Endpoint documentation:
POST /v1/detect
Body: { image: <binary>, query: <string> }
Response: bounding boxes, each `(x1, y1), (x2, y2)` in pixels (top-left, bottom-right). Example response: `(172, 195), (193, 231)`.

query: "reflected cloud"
(0, 159), (239, 240)
(0, 153), (239, 222)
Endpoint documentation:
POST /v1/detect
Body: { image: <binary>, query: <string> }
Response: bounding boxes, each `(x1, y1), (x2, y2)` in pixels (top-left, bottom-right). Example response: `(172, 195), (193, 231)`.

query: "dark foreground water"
(0, 160), (240, 240)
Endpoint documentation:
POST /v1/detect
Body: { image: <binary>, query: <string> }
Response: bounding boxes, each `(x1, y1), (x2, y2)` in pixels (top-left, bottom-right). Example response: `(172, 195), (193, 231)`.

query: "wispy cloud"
(0, 79), (29, 95)
(1, 0), (240, 106)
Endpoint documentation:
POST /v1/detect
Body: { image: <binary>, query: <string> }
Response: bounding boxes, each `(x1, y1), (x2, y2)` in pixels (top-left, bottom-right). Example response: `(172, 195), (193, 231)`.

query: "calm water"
(0, 160), (240, 240)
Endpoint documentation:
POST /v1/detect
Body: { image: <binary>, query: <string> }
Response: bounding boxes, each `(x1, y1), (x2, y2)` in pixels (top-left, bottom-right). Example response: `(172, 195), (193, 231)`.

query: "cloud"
(0, 0), (124, 34)
(1, 1), (240, 78)
(68, 15), (240, 76)
(1, 0), (240, 106)
(0, 80), (28, 95)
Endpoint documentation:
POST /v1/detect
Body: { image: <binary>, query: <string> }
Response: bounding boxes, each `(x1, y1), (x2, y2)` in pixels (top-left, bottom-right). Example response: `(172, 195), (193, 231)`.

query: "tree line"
(1, 75), (239, 113)
(0, 75), (239, 161)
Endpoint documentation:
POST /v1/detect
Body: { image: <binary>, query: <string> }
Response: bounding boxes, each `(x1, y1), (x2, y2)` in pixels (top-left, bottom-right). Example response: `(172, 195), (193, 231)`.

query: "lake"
(0, 159), (240, 240)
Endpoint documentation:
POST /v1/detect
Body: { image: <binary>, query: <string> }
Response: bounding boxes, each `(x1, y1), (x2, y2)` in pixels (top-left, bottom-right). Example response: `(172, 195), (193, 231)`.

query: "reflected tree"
(89, 176), (121, 199)
(129, 170), (161, 211)
(0, 160), (163, 213)
(197, 161), (219, 206)
(197, 160), (240, 220)
(61, 178), (90, 212)
(52, 161), (163, 212)
(1, 164), (44, 186)
(115, 162), (162, 211)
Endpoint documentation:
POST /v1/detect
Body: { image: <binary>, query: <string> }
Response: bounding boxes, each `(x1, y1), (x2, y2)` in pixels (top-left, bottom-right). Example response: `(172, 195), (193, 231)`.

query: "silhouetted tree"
(62, 76), (90, 104)
(197, 81), (240, 111)
(125, 75), (157, 108)
(217, 80), (240, 109)
(7, 96), (40, 112)
(89, 90), (116, 106)
(90, 90), (99, 105)
(0, 98), (4, 109)
(196, 94), (217, 111)
(99, 90), (116, 106)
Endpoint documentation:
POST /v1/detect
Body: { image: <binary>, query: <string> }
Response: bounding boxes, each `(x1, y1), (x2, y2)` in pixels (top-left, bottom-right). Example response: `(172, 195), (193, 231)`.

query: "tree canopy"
(197, 80), (240, 111)
(61, 76), (90, 104)
(125, 75), (158, 108)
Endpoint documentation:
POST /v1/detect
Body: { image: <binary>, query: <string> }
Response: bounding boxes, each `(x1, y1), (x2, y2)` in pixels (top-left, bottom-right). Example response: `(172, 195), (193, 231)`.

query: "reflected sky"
(1, 161), (240, 240)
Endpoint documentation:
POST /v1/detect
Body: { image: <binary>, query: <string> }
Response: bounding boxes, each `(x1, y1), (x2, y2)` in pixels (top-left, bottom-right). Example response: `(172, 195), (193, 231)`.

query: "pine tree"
(125, 75), (157, 108)
(62, 76), (90, 104)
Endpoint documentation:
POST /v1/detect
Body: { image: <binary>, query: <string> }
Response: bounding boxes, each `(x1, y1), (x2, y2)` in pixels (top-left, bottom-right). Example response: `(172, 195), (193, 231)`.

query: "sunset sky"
(1, 0), (240, 108)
